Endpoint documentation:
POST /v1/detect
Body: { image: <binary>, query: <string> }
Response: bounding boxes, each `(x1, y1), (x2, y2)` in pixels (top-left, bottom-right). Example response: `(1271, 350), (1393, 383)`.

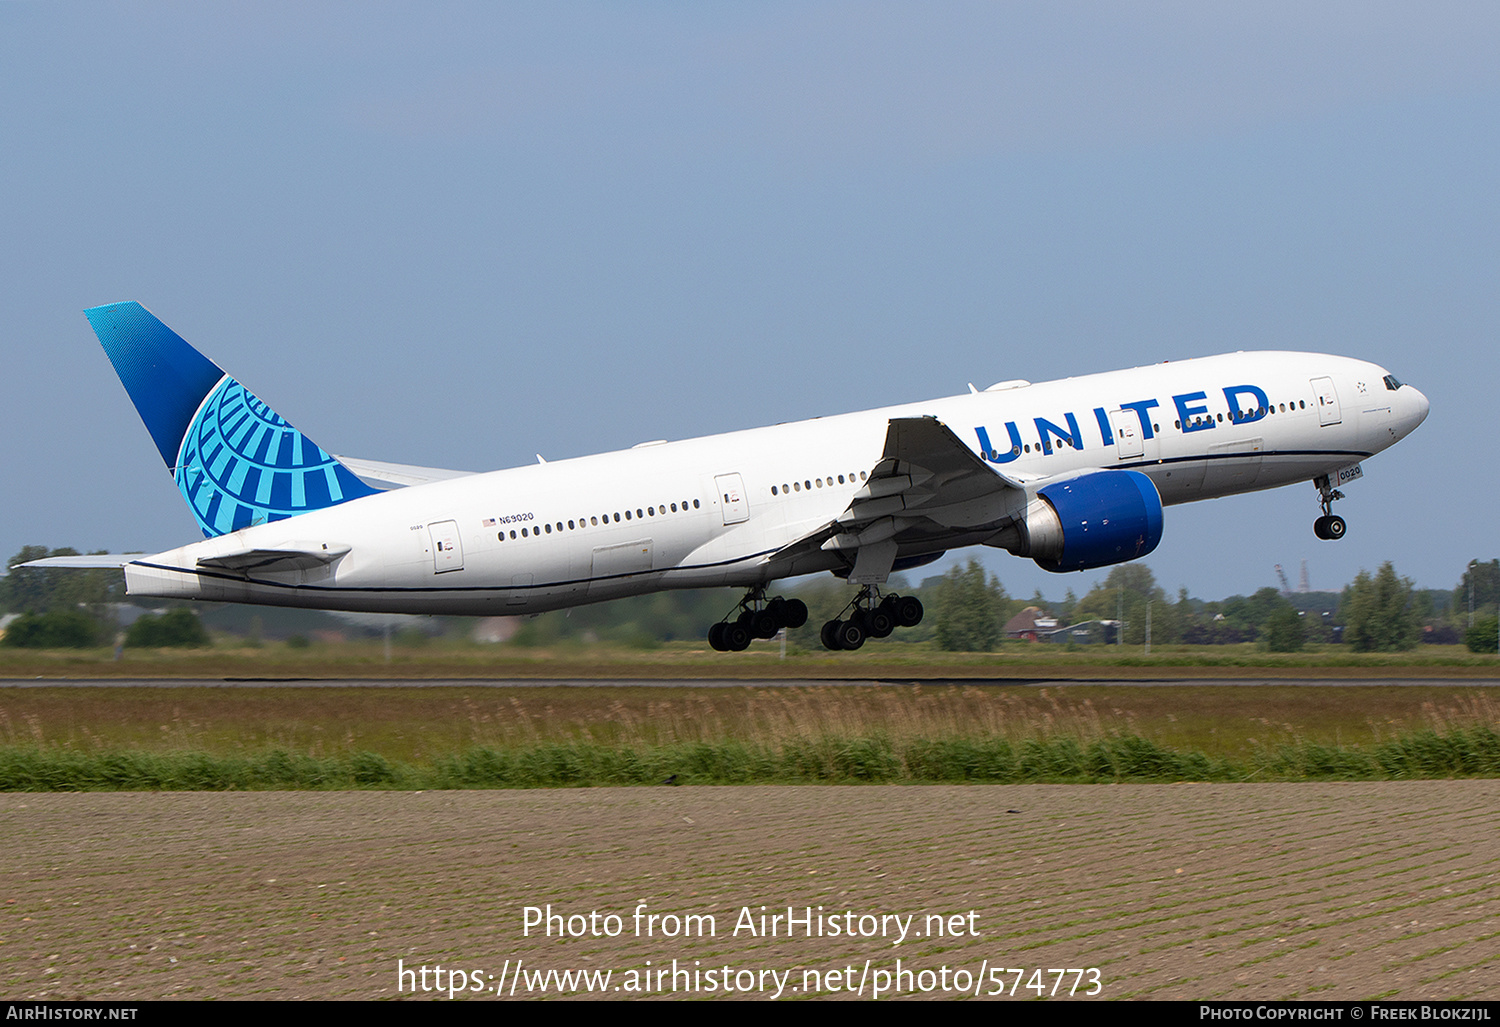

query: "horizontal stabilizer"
(333, 455), (475, 490)
(20, 554), (142, 569)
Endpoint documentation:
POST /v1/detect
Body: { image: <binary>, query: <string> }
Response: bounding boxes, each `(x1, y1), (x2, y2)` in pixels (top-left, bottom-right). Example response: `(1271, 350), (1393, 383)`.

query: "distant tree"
(1175, 587), (1223, 644)
(1072, 564), (1173, 645)
(1465, 616), (1499, 654)
(932, 559), (1007, 651)
(1, 545), (53, 612)
(1340, 563), (1421, 652)
(1262, 605), (1306, 652)
(0, 609), (104, 648)
(125, 608), (210, 648)
(1057, 587), (1079, 626)
(1217, 587), (1294, 642)
(1, 546), (122, 615)
(1454, 559), (1500, 623)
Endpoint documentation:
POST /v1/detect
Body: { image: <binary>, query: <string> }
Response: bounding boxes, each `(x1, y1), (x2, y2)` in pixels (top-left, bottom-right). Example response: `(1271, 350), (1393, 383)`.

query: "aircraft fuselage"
(121, 350), (1428, 616)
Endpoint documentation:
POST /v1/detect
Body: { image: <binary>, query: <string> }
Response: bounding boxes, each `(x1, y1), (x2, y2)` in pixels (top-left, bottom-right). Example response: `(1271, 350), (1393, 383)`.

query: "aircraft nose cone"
(1407, 385), (1430, 428)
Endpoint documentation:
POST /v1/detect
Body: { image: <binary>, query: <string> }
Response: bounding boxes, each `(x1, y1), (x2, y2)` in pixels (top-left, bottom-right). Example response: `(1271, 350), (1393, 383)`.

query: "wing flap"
(767, 415), (1026, 582)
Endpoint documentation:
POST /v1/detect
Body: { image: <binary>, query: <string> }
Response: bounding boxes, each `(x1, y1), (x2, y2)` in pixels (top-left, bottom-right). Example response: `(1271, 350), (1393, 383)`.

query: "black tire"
(782, 599), (808, 629)
(821, 619), (845, 651)
(708, 622), (728, 651)
(866, 606), (895, 638)
(724, 622), (752, 651)
(752, 609), (780, 639)
(1326, 515), (1346, 540)
(894, 595), (924, 627)
(836, 618), (867, 650)
(1313, 516), (1330, 540)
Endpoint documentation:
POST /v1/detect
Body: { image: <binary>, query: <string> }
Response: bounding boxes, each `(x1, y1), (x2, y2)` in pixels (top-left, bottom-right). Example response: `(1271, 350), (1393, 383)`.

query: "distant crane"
(1275, 564), (1293, 596)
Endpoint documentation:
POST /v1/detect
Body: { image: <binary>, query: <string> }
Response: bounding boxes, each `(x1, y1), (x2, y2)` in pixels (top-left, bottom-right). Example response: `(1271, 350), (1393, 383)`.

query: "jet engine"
(987, 470), (1163, 573)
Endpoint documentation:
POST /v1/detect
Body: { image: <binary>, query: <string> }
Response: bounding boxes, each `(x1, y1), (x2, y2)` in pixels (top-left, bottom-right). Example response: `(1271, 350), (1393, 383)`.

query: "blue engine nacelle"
(1001, 470), (1164, 573)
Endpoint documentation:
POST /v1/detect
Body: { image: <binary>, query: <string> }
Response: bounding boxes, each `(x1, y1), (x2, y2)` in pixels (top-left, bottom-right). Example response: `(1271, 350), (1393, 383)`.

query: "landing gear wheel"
(893, 595), (924, 627)
(751, 609), (781, 639)
(782, 599), (808, 629)
(1313, 515), (1346, 540)
(865, 605), (895, 639)
(821, 619), (845, 651)
(723, 621), (752, 651)
(712, 591), (812, 653)
(835, 618), (867, 651)
(1312, 476), (1348, 542)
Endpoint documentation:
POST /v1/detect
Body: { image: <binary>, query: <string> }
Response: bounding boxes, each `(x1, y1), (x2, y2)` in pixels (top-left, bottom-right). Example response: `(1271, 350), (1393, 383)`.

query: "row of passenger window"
(770, 471), (868, 497)
(992, 397), (1317, 459)
(1180, 399), (1308, 430)
(497, 499), (702, 541)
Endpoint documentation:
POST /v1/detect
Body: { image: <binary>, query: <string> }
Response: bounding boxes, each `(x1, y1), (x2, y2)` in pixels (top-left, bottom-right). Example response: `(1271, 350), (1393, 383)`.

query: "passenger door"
(714, 473), (749, 525)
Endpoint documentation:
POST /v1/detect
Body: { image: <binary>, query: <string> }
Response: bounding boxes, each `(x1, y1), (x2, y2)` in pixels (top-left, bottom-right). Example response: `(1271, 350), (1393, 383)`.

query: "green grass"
(0, 681), (1496, 790)
(3, 683), (1497, 761)
(1, 728), (1495, 789)
(1, 638), (1497, 679)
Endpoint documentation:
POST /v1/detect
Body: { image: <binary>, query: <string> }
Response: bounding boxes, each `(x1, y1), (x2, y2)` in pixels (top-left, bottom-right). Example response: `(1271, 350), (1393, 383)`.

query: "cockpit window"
(1383, 374), (1404, 391)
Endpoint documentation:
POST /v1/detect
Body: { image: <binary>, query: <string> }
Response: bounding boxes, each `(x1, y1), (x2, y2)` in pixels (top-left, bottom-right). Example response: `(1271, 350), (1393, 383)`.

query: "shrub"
(125, 608), (210, 648)
(0, 609), (103, 648)
(1464, 617), (1499, 654)
(1262, 606), (1305, 652)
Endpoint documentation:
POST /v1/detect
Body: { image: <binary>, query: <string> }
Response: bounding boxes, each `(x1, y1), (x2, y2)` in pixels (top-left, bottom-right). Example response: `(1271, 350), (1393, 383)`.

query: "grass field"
(2, 638), (1498, 679)
(2, 681), (1496, 788)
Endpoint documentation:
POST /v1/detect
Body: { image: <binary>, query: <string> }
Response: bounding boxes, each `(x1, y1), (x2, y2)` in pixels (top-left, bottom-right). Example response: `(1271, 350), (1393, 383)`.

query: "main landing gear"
(707, 589), (809, 652)
(820, 587), (924, 651)
(1312, 475), (1347, 541)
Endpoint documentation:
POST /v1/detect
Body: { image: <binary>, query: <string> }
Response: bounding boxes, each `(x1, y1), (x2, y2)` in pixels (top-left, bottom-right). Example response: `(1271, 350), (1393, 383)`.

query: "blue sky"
(3, 2), (1496, 602)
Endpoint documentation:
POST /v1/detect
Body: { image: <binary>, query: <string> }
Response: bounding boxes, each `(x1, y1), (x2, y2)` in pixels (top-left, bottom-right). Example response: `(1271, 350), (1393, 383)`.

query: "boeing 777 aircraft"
(29, 302), (1429, 651)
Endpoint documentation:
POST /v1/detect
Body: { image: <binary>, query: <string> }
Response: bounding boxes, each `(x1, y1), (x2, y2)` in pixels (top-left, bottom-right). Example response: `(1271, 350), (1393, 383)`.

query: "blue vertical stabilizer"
(84, 302), (378, 537)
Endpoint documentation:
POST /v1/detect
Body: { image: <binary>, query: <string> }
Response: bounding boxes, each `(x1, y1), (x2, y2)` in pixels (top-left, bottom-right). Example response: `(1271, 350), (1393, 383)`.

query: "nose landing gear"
(1312, 475), (1347, 540)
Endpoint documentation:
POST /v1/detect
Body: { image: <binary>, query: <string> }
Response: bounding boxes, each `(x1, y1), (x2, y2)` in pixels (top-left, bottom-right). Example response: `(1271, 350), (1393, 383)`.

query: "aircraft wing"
(766, 415), (1028, 583)
(332, 456), (476, 490)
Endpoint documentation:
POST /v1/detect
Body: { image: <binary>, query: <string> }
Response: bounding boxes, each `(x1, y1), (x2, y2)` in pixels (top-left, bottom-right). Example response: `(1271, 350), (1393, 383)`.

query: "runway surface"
(7, 676), (1500, 688)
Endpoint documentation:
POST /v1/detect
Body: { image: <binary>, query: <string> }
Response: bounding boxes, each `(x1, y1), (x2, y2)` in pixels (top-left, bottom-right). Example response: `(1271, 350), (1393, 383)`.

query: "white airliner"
(30, 302), (1428, 651)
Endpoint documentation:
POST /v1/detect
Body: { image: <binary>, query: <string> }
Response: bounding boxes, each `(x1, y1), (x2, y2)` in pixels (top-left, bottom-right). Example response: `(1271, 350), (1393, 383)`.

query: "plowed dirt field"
(4, 782), (1496, 1001)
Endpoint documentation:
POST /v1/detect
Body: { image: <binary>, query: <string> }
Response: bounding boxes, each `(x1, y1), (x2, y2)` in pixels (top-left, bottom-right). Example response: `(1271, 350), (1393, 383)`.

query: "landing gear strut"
(820, 586), (924, 651)
(707, 588), (809, 651)
(1312, 475), (1347, 541)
